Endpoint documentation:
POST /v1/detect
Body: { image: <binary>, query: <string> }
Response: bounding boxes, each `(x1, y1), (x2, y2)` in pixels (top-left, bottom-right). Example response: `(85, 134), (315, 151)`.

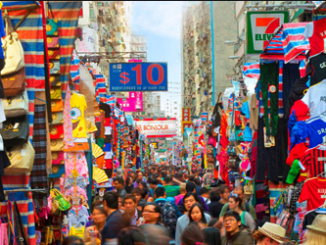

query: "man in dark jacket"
(222, 211), (254, 245)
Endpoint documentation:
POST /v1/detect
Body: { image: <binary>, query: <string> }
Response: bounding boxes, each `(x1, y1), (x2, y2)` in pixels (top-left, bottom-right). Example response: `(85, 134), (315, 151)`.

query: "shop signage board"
(109, 62), (168, 92)
(182, 108), (192, 134)
(117, 92), (143, 112)
(246, 11), (289, 54)
(151, 142), (158, 149)
(135, 119), (177, 138)
(182, 122), (193, 134)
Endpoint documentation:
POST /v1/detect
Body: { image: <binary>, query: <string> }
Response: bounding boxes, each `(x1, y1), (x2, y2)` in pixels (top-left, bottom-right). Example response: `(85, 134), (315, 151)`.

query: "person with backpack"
(175, 192), (211, 245)
(219, 186), (257, 221)
(153, 187), (182, 239)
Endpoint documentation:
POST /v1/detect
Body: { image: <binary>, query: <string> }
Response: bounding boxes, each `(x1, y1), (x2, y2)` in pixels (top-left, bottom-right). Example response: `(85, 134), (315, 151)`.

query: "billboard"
(117, 92), (143, 112)
(181, 108), (192, 134)
(109, 62), (168, 92)
(246, 11), (289, 54)
(135, 119), (177, 138)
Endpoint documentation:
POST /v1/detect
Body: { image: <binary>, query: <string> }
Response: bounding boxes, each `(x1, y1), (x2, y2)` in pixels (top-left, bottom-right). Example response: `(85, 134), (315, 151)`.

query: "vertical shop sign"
(246, 11), (289, 54)
(182, 108), (192, 134)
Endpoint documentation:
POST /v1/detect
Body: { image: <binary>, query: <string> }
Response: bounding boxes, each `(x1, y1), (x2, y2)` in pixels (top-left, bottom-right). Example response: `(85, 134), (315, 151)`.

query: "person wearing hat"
(253, 222), (286, 245)
(305, 214), (326, 245)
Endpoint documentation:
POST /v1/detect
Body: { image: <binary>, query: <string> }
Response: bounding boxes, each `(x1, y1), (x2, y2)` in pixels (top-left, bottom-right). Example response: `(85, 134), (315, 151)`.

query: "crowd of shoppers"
(61, 164), (313, 245)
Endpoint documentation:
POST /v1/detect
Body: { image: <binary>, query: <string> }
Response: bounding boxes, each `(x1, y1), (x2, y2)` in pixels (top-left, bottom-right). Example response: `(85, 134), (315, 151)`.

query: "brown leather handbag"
(2, 67), (26, 97)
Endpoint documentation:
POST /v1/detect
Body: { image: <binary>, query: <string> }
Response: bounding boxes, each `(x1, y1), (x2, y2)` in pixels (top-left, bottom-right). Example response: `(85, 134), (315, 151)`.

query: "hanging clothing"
(68, 205), (89, 228)
(306, 53), (326, 86)
(291, 116), (326, 149)
(300, 145), (326, 178)
(304, 19), (326, 58)
(299, 177), (326, 211)
(70, 92), (87, 138)
(301, 79), (326, 118)
(260, 62), (279, 136)
(30, 105), (48, 189)
(285, 77), (309, 120)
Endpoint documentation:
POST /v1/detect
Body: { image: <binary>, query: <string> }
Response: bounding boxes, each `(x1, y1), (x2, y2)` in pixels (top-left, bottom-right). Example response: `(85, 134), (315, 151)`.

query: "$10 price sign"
(109, 62), (168, 92)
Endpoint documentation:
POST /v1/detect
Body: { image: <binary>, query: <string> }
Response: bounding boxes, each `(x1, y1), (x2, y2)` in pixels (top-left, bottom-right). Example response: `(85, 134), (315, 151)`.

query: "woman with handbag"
(83, 205), (107, 245)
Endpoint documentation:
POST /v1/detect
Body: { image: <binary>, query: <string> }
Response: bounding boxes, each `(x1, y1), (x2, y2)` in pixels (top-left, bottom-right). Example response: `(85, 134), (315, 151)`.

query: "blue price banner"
(109, 62), (168, 92)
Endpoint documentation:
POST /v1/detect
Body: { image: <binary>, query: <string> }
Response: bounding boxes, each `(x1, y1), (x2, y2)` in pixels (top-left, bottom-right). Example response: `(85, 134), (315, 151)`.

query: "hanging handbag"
(50, 139), (64, 152)
(50, 189), (71, 211)
(5, 141), (35, 175)
(1, 12), (25, 76)
(0, 115), (29, 148)
(47, 36), (60, 48)
(49, 165), (65, 179)
(48, 49), (60, 60)
(51, 112), (63, 125)
(50, 86), (62, 100)
(13, 201), (28, 245)
(46, 3), (58, 36)
(49, 60), (60, 75)
(49, 124), (64, 139)
(50, 75), (61, 87)
(51, 100), (63, 112)
(52, 152), (64, 165)
(3, 90), (28, 118)
(2, 67), (26, 97)
(229, 96), (236, 142)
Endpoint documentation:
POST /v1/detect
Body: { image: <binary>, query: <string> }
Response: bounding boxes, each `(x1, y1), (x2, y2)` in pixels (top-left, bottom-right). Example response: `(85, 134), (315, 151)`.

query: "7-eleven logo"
(249, 12), (287, 52)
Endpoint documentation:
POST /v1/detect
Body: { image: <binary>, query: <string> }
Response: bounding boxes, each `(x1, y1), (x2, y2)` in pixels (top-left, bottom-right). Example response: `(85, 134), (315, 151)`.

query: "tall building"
(181, 1), (237, 117)
(130, 34), (147, 61)
(160, 81), (182, 136)
(76, 1), (133, 87)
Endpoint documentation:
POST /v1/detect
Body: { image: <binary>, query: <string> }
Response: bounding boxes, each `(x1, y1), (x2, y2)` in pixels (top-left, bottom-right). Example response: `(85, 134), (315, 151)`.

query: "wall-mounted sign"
(246, 11), (289, 54)
(117, 92), (143, 112)
(135, 119), (177, 138)
(109, 62), (168, 91)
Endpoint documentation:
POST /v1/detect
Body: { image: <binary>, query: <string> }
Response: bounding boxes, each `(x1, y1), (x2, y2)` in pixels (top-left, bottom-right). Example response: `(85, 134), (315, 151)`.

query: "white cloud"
(132, 1), (183, 40)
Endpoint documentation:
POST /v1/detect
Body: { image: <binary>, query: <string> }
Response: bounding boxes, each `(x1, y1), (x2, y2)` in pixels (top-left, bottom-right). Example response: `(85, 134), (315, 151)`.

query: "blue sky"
(131, 1), (183, 84)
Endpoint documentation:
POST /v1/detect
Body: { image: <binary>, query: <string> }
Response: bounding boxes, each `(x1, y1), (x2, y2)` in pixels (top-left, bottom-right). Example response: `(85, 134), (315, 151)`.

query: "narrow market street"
(0, 1), (326, 245)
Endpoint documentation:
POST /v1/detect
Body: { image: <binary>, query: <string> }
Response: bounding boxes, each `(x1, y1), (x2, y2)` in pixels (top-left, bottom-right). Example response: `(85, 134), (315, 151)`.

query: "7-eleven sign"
(247, 11), (289, 54)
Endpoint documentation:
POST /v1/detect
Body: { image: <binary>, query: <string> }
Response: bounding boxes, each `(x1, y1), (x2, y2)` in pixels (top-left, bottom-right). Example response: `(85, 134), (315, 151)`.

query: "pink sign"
(117, 92), (143, 112)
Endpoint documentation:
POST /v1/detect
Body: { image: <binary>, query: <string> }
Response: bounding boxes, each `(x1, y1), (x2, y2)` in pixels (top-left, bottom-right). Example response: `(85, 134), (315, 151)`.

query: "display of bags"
(49, 124), (64, 139)
(51, 100), (64, 112)
(1, 12), (25, 76)
(52, 152), (64, 165)
(50, 86), (62, 100)
(5, 141), (35, 175)
(49, 60), (60, 75)
(0, 115), (29, 148)
(47, 36), (60, 48)
(2, 67), (26, 97)
(3, 90), (28, 118)
(50, 75), (61, 87)
(49, 189), (71, 211)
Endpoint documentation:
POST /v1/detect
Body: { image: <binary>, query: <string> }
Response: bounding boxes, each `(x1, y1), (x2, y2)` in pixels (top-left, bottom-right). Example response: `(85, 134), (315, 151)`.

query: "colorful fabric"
(70, 92), (87, 138)
(100, 95), (117, 108)
(63, 85), (74, 148)
(70, 50), (80, 91)
(50, 1), (82, 99)
(1, 175), (36, 245)
(260, 62), (279, 136)
(31, 105), (48, 189)
(95, 74), (106, 102)
(281, 23), (310, 64)
(299, 177), (326, 211)
(3, 2), (47, 142)
(242, 62), (260, 78)
(300, 145), (326, 178)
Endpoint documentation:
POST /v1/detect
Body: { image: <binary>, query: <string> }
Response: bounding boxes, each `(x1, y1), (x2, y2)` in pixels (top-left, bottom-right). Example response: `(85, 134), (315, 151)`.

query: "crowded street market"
(1, 1), (326, 245)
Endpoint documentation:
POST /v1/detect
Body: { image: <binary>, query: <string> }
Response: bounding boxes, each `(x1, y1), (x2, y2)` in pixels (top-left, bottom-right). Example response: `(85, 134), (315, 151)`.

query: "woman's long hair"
(188, 203), (207, 224)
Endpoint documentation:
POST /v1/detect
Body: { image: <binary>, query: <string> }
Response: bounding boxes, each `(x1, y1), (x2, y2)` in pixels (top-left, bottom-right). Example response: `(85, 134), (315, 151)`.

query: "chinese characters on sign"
(117, 92), (143, 112)
(182, 108), (192, 134)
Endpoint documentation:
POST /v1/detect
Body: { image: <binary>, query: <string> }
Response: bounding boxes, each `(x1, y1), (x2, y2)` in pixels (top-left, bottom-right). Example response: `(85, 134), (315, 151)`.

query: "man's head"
(219, 185), (231, 202)
(149, 178), (159, 190)
(131, 187), (143, 204)
(233, 186), (245, 203)
(150, 167), (156, 174)
(113, 176), (124, 191)
(137, 172), (144, 181)
(223, 211), (241, 235)
(143, 204), (161, 223)
(200, 187), (210, 198)
(164, 175), (173, 185)
(154, 187), (166, 199)
(183, 192), (199, 211)
(209, 191), (220, 202)
(186, 182), (196, 193)
(194, 178), (201, 186)
(123, 194), (137, 214)
(103, 191), (119, 213)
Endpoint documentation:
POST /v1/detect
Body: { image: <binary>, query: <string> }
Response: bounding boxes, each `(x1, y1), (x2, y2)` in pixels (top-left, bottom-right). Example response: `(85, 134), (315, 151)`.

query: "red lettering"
(147, 64), (164, 85)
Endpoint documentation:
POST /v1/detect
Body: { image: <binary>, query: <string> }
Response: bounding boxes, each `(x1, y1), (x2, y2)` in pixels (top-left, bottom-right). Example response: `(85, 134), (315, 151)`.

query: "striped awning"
(261, 22), (310, 63)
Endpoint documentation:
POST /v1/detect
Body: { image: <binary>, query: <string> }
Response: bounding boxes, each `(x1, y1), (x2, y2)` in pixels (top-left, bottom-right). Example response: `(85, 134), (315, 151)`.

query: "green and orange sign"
(246, 11), (289, 54)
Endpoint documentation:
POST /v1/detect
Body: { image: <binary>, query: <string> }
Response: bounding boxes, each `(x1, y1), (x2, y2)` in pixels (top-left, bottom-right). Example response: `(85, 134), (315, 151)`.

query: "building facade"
(181, 1), (237, 117)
